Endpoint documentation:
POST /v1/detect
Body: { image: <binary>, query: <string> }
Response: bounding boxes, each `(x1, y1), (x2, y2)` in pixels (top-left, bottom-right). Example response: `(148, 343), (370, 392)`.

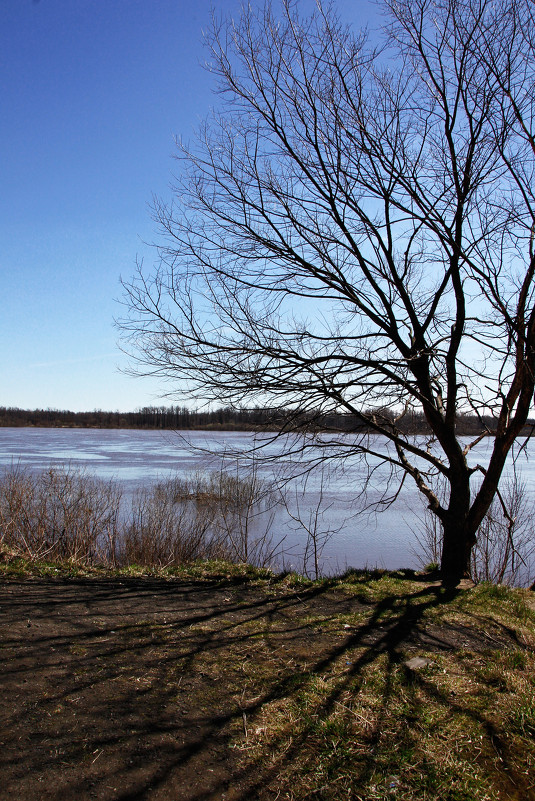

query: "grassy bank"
(1, 550), (534, 800)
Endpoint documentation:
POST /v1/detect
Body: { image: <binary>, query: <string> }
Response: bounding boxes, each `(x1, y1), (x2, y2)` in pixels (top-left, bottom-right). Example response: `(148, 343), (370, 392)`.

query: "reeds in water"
(0, 465), (280, 569)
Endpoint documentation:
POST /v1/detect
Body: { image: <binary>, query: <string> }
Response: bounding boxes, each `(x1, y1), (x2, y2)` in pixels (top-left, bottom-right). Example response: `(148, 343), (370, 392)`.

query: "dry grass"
(0, 464), (279, 570)
(0, 464), (122, 564)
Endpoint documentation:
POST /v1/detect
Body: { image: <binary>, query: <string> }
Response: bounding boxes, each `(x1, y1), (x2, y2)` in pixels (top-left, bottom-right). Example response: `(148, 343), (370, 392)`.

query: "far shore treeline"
(1, 405), (533, 436)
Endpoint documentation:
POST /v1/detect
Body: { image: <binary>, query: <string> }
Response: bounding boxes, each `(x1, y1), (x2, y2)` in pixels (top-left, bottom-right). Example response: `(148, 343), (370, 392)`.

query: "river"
(1, 426), (533, 577)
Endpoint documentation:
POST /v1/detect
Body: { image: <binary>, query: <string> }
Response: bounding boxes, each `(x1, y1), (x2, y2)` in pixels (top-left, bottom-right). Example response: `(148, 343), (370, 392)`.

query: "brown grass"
(0, 465), (278, 569)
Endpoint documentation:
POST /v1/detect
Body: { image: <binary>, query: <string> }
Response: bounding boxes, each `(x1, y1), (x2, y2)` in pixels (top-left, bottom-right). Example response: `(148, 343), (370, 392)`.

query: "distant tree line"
(0, 405), (278, 430)
(0, 405), (532, 436)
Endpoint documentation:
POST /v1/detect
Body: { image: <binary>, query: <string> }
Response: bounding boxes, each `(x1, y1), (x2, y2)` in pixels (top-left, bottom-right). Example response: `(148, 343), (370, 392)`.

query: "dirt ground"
(0, 573), (522, 801)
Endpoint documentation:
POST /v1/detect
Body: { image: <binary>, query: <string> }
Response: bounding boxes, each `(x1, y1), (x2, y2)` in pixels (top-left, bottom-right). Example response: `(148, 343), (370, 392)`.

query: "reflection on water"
(1, 427), (533, 575)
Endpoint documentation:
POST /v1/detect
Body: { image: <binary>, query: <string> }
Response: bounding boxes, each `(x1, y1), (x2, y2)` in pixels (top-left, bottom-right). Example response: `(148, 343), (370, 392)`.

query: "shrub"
(0, 464), (281, 569)
(0, 465), (122, 564)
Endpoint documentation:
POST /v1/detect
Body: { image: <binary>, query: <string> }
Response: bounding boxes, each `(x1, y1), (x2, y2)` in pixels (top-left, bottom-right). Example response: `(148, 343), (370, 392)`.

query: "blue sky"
(1, 0), (377, 413)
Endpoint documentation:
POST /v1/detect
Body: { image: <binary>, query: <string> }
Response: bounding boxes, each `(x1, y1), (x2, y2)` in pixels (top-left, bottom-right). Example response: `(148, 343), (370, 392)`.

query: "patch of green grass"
(509, 686), (535, 737)
(0, 548), (276, 584)
(241, 649), (516, 800)
(222, 578), (535, 800)
(0, 552), (101, 578)
(455, 581), (535, 623)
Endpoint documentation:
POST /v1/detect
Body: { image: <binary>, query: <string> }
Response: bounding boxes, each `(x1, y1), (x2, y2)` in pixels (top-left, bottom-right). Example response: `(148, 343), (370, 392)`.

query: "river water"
(1, 426), (533, 576)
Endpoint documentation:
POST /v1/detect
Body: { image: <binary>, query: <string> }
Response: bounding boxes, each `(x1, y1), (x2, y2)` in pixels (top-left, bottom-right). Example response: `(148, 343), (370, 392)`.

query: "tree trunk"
(440, 514), (476, 586)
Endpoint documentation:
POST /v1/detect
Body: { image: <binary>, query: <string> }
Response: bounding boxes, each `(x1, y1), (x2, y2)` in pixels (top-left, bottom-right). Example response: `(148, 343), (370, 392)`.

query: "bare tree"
(120, 0), (535, 586)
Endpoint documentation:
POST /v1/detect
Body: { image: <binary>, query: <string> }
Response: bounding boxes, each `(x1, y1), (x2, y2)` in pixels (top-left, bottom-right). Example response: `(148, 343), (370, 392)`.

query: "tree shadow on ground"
(0, 575), (531, 800)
